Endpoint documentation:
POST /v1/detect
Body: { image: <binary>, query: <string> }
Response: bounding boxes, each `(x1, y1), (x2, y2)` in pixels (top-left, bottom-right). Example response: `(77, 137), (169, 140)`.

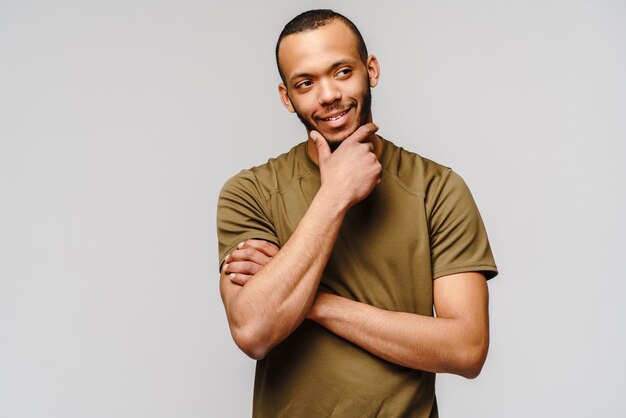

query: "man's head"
(276, 10), (380, 146)
(275, 10), (369, 84)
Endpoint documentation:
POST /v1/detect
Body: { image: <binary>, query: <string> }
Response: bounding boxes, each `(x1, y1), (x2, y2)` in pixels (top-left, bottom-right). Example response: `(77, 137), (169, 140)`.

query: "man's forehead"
(278, 20), (361, 78)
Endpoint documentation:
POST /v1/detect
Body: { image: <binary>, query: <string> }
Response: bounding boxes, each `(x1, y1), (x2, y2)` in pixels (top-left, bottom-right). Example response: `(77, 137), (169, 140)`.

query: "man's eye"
(337, 68), (352, 77)
(297, 80), (313, 88)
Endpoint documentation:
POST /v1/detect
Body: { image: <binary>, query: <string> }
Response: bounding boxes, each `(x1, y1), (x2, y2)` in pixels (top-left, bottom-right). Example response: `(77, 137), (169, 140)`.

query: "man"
(217, 9), (497, 417)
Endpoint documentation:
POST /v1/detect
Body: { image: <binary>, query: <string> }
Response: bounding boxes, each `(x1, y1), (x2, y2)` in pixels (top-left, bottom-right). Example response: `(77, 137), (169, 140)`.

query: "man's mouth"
(316, 104), (356, 129)
(320, 109), (349, 121)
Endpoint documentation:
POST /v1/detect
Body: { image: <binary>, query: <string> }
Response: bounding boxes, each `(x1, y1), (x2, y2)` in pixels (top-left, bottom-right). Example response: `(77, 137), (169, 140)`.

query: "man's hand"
(310, 122), (382, 210)
(223, 240), (279, 286)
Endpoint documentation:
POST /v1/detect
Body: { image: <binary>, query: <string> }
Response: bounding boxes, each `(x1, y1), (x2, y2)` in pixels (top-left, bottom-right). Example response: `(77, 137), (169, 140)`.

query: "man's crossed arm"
(225, 239), (489, 379)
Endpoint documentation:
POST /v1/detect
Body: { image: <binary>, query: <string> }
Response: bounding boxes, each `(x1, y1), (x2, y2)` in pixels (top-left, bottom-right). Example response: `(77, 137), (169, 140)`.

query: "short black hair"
(275, 9), (369, 83)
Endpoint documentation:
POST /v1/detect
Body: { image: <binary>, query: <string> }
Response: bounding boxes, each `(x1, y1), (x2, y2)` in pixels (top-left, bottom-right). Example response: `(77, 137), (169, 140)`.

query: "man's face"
(277, 20), (379, 146)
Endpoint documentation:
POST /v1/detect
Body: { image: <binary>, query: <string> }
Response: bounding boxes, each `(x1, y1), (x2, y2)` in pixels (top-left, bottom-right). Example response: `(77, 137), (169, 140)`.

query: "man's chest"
(269, 178), (435, 315)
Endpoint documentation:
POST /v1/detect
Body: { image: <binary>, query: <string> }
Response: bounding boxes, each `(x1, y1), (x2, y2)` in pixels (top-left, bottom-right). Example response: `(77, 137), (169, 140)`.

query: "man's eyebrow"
(289, 72), (314, 84)
(288, 59), (356, 84)
(330, 59), (354, 69)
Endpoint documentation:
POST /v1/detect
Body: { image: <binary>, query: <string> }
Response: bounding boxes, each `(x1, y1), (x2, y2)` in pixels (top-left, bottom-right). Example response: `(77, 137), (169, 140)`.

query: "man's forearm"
(221, 188), (347, 359)
(307, 273), (490, 378)
(220, 124), (382, 359)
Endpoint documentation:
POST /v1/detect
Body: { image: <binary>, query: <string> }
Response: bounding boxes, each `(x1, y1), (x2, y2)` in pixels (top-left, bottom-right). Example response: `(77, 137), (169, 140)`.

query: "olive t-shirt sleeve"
(216, 171), (280, 270)
(428, 169), (498, 280)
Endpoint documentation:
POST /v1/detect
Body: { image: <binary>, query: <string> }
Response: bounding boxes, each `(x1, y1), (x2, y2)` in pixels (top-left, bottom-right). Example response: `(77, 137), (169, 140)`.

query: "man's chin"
(319, 126), (359, 148)
(326, 138), (344, 152)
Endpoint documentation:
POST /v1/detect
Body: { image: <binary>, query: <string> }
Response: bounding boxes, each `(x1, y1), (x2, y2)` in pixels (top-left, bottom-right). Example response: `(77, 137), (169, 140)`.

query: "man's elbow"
(231, 324), (273, 360)
(457, 339), (489, 379)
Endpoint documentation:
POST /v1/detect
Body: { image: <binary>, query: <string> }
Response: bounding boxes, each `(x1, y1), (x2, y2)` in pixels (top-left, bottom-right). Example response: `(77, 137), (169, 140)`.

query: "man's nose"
(318, 79), (341, 105)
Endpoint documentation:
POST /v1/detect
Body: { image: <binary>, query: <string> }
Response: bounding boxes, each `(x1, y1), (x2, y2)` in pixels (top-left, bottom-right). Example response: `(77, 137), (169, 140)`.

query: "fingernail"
(229, 273), (236, 279)
(223, 263), (229, 271)
(225, 254), (230, 262)
(237, 242), (244, 249)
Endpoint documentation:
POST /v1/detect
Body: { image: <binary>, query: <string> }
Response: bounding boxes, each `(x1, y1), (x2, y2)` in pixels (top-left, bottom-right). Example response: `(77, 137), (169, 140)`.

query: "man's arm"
(307, 272), (490, 378)
(229, 244), (490, 378)
(219, 124), (382, 360)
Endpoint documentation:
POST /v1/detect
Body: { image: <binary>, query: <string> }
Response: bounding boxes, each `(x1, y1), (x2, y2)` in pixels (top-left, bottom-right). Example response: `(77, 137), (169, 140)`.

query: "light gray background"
(1, 1), (625, 417)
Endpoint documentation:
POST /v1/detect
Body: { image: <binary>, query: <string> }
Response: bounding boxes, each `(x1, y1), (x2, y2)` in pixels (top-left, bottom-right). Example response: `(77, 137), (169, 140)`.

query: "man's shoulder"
(220, 141), (313, 199)
(383, 139), (453, 198)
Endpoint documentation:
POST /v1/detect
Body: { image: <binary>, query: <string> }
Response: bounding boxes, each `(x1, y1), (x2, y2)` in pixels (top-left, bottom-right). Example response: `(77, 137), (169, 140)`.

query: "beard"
(291, 85), (372, 151)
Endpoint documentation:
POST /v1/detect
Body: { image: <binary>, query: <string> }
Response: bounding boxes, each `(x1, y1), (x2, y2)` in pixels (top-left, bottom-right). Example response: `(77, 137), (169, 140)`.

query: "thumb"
(310, 131), (331, 163)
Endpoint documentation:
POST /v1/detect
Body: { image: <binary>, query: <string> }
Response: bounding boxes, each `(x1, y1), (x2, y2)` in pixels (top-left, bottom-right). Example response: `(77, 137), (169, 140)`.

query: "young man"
(217, 9), (498, 417)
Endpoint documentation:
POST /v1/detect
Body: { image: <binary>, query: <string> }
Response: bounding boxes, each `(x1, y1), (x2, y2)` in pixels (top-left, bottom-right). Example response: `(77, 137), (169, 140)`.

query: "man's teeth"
(323, 110), (347, 121)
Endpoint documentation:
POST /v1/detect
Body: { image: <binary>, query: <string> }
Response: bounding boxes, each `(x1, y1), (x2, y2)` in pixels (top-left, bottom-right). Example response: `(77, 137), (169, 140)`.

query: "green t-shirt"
(217, 138), (498, 418)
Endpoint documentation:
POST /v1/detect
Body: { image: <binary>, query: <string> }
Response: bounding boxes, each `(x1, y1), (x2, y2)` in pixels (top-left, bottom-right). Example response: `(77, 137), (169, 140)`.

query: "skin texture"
(220, 19), (490, 378)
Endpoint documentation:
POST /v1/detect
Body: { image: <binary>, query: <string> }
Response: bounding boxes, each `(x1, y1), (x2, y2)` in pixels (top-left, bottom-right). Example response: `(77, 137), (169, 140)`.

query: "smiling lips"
(316, 104), (354, 128)
(320, 109), (349, 121)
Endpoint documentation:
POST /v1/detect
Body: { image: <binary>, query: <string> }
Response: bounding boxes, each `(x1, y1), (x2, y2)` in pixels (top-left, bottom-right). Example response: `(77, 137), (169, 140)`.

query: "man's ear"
(366, 55), (380, 88)
(278, 83), (295, 113)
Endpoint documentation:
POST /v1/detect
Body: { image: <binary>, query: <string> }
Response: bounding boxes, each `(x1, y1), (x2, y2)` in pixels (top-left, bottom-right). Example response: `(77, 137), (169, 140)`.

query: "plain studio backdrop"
(1, 1), (625, 417)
